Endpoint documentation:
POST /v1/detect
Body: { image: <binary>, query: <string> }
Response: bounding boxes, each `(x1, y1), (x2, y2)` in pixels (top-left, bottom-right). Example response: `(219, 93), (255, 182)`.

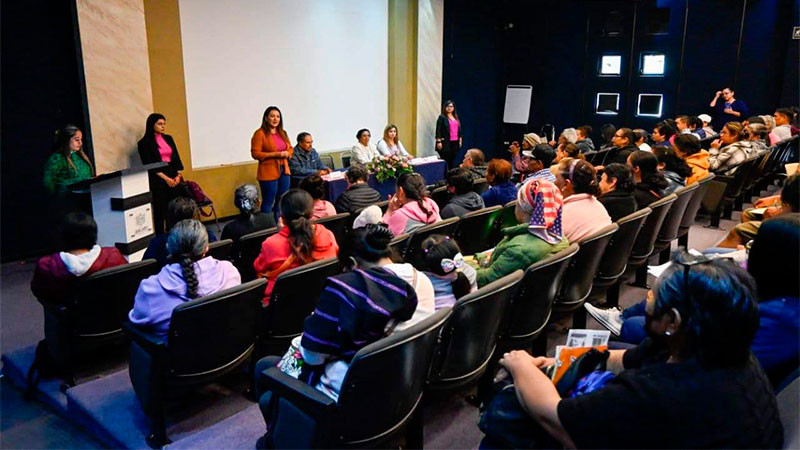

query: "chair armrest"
(260, 366), (336, 419)
(123, 321), (167, 354)
(715, 175), (734, 185)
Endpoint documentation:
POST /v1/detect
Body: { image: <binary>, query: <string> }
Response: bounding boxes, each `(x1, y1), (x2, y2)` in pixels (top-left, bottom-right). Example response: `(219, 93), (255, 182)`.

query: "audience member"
(481, 159), (518, 207)
(770, 107), (794, 145)
(497, 253), (782, 449)
(253, 189), (339, 304)
(128, 219), (241, 337)
(607, 127), (638, 164)
(673, 133), (709, 184)
(747, 123), (770, 154)
(597, 163), (637, 221)
(575, 126), (595, 153)
(31, 212), (127, 305)
(137, 114), (183, 234)
(420, 234), (477, 310)
(472, 179), (568, 287)
(698, 113), (715, 136)
(550, 128), (577, 150)
(653, 146), (691, 194)
(599, 123), (617, 150)
(144, 197), (218, 266)
(351, 205), (383, 229)
(288, 132), (330, 180)
(627, 150), (668, 208)
(710, 87), (750, 127)
(520, 144), (557, 184)
(383, 173), (441, 235)
(676, 115), (707, 139)
(554, 142), (583, 163)
(509, 133), (546, 174)
(709, 121), (754, 175)
(633, 128), (651, 152)
(651, 122), (676, 148)
(441, 167), (485, 219)
(555, 158), (612, 242)
(334, 164), (382, 214)
(435, 100), (462, 168)
(251, 106), (292, 217)
(299, 174), (337, 219)
(376, 124), (410, 157)
(351, 128), (379, 164)
(461, 148), (488, 179)
(221, 184), (276, 242)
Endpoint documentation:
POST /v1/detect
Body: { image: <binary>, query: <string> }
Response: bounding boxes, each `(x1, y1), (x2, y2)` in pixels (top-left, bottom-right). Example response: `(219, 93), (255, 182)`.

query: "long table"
(324, 160), (447, 203)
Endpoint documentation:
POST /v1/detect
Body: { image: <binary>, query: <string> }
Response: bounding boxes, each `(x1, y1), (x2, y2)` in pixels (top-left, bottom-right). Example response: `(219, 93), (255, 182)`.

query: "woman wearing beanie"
(221, 184), (276, 243)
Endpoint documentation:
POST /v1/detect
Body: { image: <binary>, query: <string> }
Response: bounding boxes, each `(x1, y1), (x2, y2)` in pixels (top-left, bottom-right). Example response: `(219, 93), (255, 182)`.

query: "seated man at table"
(441, 167), (485, 219)
(334, 164), (382, 214)
(289, 132), (330, 181)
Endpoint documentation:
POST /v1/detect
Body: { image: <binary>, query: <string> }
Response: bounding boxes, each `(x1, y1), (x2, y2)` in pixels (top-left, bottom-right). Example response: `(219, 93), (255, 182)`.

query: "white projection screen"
(179, 0), (389, 168)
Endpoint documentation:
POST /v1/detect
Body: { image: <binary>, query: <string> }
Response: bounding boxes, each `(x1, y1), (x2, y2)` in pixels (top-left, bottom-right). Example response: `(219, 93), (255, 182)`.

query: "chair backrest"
(320, 154), (335, 170)
(503, 244), (578, 341)
(595, 208), (651, 283)
(472, 178), (489, 194)
(723, 156), (758, 200)
(557, 224), (618, 309)
(629, 194), (676, 263)
(489, 200), (519, 247)
(167, 279), (266, 377)
(454, 206), (503, 255)
(313, 212), (350, 246)
(403, 217), (460, 268)
(679, 173), (715, 233)
(389, 233), (411, 259)
(236, 227), (279, 282)
(336, 308), (452, 444)
(655, 183), (698, 245)
(342, 155), (351, 168)
(428, 271), (522, 387)
(265, 257), (343, 340)
(72, 259), (159, 337)
(206, 239), (233, 261)
(431, 186), (453, 210)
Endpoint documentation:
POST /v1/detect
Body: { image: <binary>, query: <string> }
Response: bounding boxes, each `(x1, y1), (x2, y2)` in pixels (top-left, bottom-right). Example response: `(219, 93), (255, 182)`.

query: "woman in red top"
(251, 106), (293, 219)
(253, 189), (339, 304)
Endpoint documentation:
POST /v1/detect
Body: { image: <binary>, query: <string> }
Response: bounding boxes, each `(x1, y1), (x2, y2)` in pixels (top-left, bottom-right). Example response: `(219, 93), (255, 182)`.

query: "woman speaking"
(43, 125), (95, 218)
(138, 113), (185, 234)
(251, 106), (292, 219)
(435, 100), (462, 168)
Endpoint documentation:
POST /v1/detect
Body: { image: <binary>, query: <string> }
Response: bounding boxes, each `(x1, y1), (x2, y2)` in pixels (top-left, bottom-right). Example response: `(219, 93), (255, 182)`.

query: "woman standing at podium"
(43, 125), (95, 217)
(251, 106), (292, 219)
(138, 113), (185, 234)
(435, 100), (462, 168)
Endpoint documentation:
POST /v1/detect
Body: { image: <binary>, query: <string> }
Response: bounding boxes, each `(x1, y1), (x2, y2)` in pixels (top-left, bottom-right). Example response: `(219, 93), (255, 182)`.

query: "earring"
(665, 330), (672, 336)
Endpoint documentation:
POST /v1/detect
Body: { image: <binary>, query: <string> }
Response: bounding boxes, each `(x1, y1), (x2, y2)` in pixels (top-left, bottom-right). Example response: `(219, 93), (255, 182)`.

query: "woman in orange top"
(253, 189), (339, 305)
(251, 106), (293, 218)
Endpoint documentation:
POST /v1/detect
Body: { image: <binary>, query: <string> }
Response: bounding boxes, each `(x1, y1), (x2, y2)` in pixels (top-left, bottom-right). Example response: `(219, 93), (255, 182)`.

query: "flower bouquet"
(367, 154), (414, 183)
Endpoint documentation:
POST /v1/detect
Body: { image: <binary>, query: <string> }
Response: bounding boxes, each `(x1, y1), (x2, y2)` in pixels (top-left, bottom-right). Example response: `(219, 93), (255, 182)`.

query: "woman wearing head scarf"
(221, 184), (276, 242)
(473, 179), (569, 287)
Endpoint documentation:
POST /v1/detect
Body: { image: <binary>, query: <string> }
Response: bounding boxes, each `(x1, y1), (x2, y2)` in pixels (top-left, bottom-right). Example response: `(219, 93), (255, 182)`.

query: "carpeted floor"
(0, 210), (736, 448)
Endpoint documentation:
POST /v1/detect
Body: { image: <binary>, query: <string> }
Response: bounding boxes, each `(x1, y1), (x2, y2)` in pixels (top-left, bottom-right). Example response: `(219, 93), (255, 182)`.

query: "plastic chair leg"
(405, 403), (424, 449)
(146, 410), (171, 449)
(678, 233), (688, 248)
(658, 247), (671, 265)
(628, 264), (649, 289)
(605, 281), (620, 308)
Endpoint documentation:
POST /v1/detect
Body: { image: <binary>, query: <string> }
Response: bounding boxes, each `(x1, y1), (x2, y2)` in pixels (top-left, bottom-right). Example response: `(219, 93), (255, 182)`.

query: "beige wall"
(388, 0), (418, 155)
(415, 0), (444, 157)
(76, 0), (153, 174)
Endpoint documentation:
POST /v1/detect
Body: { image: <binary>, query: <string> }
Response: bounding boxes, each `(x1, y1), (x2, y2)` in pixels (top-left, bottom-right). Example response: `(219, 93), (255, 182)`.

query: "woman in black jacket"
(138, 113), (185, 234)
(627, 151), (668, 209)
(435, 100), (462, 168)
(598, 163), (637, 221)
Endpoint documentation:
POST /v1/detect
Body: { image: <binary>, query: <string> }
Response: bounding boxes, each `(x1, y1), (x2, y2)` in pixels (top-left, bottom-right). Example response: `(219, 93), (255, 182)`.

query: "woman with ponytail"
(221, 184), (276, 242)
(253, 189), (338, 304)
(554, 158), (611, 243)
(626, 151), (669, 209)
(708, 121), (755, 175)
(128, 219), (241, 337)
(383, 172), (441, 236)
(420, 234), (477, 310)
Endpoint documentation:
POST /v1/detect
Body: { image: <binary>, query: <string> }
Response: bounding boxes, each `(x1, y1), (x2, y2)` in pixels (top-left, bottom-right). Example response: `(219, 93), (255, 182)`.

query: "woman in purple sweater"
(128, 219), (241, 336)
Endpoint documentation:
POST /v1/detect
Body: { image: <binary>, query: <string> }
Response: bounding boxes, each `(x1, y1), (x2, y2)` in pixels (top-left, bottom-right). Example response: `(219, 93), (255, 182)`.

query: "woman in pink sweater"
(554, 158), (611, 243)
(383, 173), (441, 236)
(298, 174), (336, 219)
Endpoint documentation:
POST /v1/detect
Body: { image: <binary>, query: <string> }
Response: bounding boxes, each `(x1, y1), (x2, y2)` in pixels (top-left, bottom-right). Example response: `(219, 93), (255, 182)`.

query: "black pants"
(151, 180), (182, 235)
(437, 139), (460, 169)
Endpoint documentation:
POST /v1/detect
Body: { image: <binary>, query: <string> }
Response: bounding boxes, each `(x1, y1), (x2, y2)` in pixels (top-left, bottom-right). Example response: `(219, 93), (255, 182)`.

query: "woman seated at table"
(383, 172), (441, 236)
(298, 174), (336, 219)
(483, 253), (782, 449)
(376, 124), (409, 157)
(221, 184), (276, 242)
(351, 128), (379, 164)
(253, 189), (339, 304)
(472, 179), (568, 287)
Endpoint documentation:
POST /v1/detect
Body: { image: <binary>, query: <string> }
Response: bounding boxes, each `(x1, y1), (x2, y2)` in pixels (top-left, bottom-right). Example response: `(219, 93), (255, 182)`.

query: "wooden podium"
(69, 162), (165, 262)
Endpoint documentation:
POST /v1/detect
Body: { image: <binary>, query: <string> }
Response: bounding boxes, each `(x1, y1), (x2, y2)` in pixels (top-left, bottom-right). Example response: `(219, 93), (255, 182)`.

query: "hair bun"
(365, 223), (394, 250)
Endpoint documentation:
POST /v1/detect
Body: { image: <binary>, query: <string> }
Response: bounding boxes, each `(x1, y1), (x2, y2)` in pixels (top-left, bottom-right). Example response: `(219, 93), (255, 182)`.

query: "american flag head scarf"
(517, 179), (563, 244)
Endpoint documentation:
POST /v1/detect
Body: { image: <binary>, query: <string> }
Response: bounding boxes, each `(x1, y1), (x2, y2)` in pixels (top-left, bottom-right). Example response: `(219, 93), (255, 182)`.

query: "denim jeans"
(260, 174), (291, 219)
(620, 299), (648, 344)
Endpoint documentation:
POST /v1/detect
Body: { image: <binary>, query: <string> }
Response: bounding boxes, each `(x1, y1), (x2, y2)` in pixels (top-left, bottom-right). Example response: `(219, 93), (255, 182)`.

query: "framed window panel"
(599, 55), (622, 76)
(596, 93), (620, 115)
(640, 53), (665, 76)
(637, 94), (663, 117)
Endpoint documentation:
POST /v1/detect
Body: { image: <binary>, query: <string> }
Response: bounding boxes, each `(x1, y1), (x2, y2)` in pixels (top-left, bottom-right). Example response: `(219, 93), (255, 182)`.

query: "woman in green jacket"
(475, 179), (568, 287)
(43, 125), (94, 196)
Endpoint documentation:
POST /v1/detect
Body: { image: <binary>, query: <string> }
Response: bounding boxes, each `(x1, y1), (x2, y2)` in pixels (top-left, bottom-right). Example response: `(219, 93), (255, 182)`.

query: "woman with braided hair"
(128, 219), (241, 337)
(253, 189), (338, 304)
(383, 172), (441, 235)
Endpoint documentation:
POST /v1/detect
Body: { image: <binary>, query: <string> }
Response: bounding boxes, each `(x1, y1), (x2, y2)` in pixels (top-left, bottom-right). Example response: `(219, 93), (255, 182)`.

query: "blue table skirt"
(324, 160), (447, 203)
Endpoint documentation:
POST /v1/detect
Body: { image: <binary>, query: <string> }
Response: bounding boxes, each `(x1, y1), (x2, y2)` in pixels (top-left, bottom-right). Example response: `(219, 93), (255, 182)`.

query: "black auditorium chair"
(403, 217), (460, 268)
(312, 212), (350, 246)
(206, 238), (233, 261)
(256, 309), (451, 449)
(34, 259), (159, 387)
(497, 244), (578, 356)
(472, 178), (490, 194)
(653, 183), (698, 264)
(453, 205), (503, 255)
(628, 194), (677, 288)
(235, 227), (279, 282)
(489, 200), (519, 247)
(431, 186), (453, 211)
(427, 271), (522, 391)
(702, 156), (758, 227)
(677, 173), (715, 247)
(389, 233), (411, 259)
(553, 224), (618, 329)
(590, 208), (651, 308)
(320, 154), (335, 170)
(127, 279), (265, 447)
(258, 257), (343, 357)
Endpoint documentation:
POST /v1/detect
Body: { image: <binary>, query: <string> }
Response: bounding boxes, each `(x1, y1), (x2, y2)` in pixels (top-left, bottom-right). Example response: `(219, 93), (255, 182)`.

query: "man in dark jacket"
(289, 132), (330, 183)
(460, 148), (488, 179)
(575, 126), (595, 153)
(334, 164), (382, 214)
(607, 128), (639, 165)
(441, 167), (485, 219)
(597, 163), (637, 221)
